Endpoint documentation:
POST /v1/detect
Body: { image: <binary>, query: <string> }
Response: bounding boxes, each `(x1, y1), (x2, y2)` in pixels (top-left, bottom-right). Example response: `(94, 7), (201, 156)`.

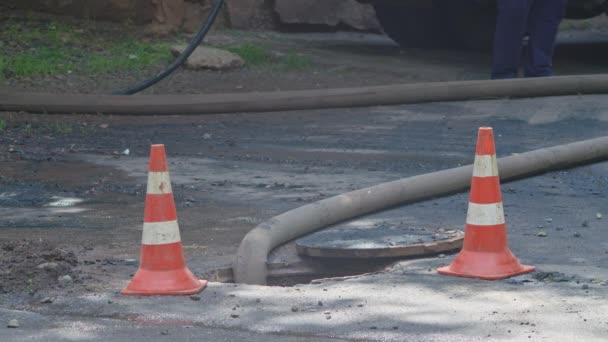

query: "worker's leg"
(524, 0), (567, 77)
(491, 0), (532, 79)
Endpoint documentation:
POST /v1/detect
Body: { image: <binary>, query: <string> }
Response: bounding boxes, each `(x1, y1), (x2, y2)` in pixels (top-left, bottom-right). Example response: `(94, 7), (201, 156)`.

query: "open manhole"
(208, 218), (464, 286)
(296, 221), (463, 259)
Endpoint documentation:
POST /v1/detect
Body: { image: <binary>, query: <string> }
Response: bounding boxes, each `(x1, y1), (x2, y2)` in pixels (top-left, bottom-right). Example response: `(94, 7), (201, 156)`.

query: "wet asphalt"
(1, 93), (608, 341)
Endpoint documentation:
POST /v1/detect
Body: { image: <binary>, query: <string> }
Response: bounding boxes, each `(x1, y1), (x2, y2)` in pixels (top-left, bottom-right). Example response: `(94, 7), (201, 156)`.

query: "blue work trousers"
(491, 0), (568, 79)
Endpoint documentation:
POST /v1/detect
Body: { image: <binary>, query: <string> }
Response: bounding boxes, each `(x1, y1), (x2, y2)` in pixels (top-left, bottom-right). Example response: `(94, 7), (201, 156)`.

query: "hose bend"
(233, 136), (608, 284)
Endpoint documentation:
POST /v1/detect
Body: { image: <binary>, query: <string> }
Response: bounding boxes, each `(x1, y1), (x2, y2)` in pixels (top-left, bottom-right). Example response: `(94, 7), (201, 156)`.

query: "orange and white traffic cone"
(122, 144), (207, 295)
(437, 127), (535, 280)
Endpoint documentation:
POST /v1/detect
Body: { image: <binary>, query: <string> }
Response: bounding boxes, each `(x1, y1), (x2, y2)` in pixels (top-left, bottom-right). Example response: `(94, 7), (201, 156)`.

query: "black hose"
(112, 0), (224, 95)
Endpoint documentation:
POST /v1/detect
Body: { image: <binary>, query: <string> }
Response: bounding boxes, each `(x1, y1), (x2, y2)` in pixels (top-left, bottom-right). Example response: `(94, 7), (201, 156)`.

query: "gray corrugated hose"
(2, 74), (608, 115)
(234, 136), (608, 284)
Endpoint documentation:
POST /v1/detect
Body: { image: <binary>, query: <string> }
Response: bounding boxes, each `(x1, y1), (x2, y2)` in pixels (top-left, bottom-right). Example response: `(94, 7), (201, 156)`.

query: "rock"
(536, 231), (548, 237)
(182, 0), (229, 33)
(274, 0), (381, 31)
(40, 297), (55, 304)
(545, 218), (553, 223)
(534, 271), (570, 282)
(506, 275), (531, 285)
(58, 275), (73, 285)
(171, 45), (244, 70)
(121, 149), (130, 156)
(291, 306), (299, 312)
(573, 232), (581, 238)
(438, 254), (446, 258)
(582, 220), (589, 227)
(224, 0), (275, 29)
(123, 259), (137, 266)
(230, 314), (240, 318)
(317, 301), (323, 306)
(37, 262), (59, 270)
(9, 0), (155, 25)
(203, 133), (212, 140)
(597, 213), (603, 219)
(582, 284), (589, 290)
(7, 319), (19, 328)
(190, 295), (201, 301)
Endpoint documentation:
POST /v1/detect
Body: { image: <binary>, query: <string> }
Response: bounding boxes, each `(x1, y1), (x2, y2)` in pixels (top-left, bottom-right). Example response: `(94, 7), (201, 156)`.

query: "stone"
(224, 0), (257, 28)
(171, 45), (244, 70)
(573, 232), (581, 238)
(37, 262), (59, 270)
(224, 0), (274, 29)
(190, 295), (201, 301)
(582, 284), (589, 290)
(536, 231), (548, 237)
(40, 297), (55, 304)
(597, 213), (603, 219)
(58, 275), (73, 285)
(291, 306), (299, 312)
(7, 319), (18, 328)
(123, 259), (137, 266)
(275, 0), (381, 31)
(182, 0), (228, 33)
(9, 0), (155, 25)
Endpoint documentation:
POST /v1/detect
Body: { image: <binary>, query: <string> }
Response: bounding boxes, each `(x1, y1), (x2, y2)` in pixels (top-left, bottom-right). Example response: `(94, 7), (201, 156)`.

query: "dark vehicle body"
(363, 0), (608, 49)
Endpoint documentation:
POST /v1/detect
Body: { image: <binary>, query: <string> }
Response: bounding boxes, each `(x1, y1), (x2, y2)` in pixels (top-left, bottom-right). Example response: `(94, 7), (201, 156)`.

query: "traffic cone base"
(437, 254), (535, 280)
(122, 270), (207, 296)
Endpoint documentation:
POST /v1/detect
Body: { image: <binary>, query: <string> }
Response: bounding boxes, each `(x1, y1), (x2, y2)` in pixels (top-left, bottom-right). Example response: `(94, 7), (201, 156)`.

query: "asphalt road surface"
(1, 93), (607, 341)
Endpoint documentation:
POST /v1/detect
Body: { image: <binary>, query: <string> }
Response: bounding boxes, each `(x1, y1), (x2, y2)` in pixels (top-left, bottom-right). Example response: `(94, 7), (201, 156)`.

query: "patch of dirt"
(0, 240), (80, 294)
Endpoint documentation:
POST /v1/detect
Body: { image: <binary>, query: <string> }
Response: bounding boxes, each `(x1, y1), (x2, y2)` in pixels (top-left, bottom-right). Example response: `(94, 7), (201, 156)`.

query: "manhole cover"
(296, 221), (463, 259)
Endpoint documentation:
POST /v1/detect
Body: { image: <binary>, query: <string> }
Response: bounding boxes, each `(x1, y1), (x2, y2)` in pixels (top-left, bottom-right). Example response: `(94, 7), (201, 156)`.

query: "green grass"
(0, 119), (6, 131)
(226, 44), (312, 70)
(226, 43), (272, 66)
(86, 39), (171, 74)
(0, 19), (172, 79)
(281, 51), (311, 70)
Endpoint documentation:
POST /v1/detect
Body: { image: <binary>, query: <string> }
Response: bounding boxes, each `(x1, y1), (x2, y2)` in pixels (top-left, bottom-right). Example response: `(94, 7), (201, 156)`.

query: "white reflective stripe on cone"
(472, 155), (499, 178)
(142, 220), (181, 245)
(466, 202), (506, 226)
(147, 172), (173, 195)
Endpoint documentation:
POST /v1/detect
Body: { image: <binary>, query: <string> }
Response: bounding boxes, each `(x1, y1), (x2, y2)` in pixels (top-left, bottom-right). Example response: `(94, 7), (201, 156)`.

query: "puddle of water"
(46, 196), (85, 208)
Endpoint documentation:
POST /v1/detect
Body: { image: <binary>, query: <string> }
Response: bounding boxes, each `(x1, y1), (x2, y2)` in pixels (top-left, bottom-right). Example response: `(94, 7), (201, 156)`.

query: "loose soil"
(0, 240), (79, 294)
